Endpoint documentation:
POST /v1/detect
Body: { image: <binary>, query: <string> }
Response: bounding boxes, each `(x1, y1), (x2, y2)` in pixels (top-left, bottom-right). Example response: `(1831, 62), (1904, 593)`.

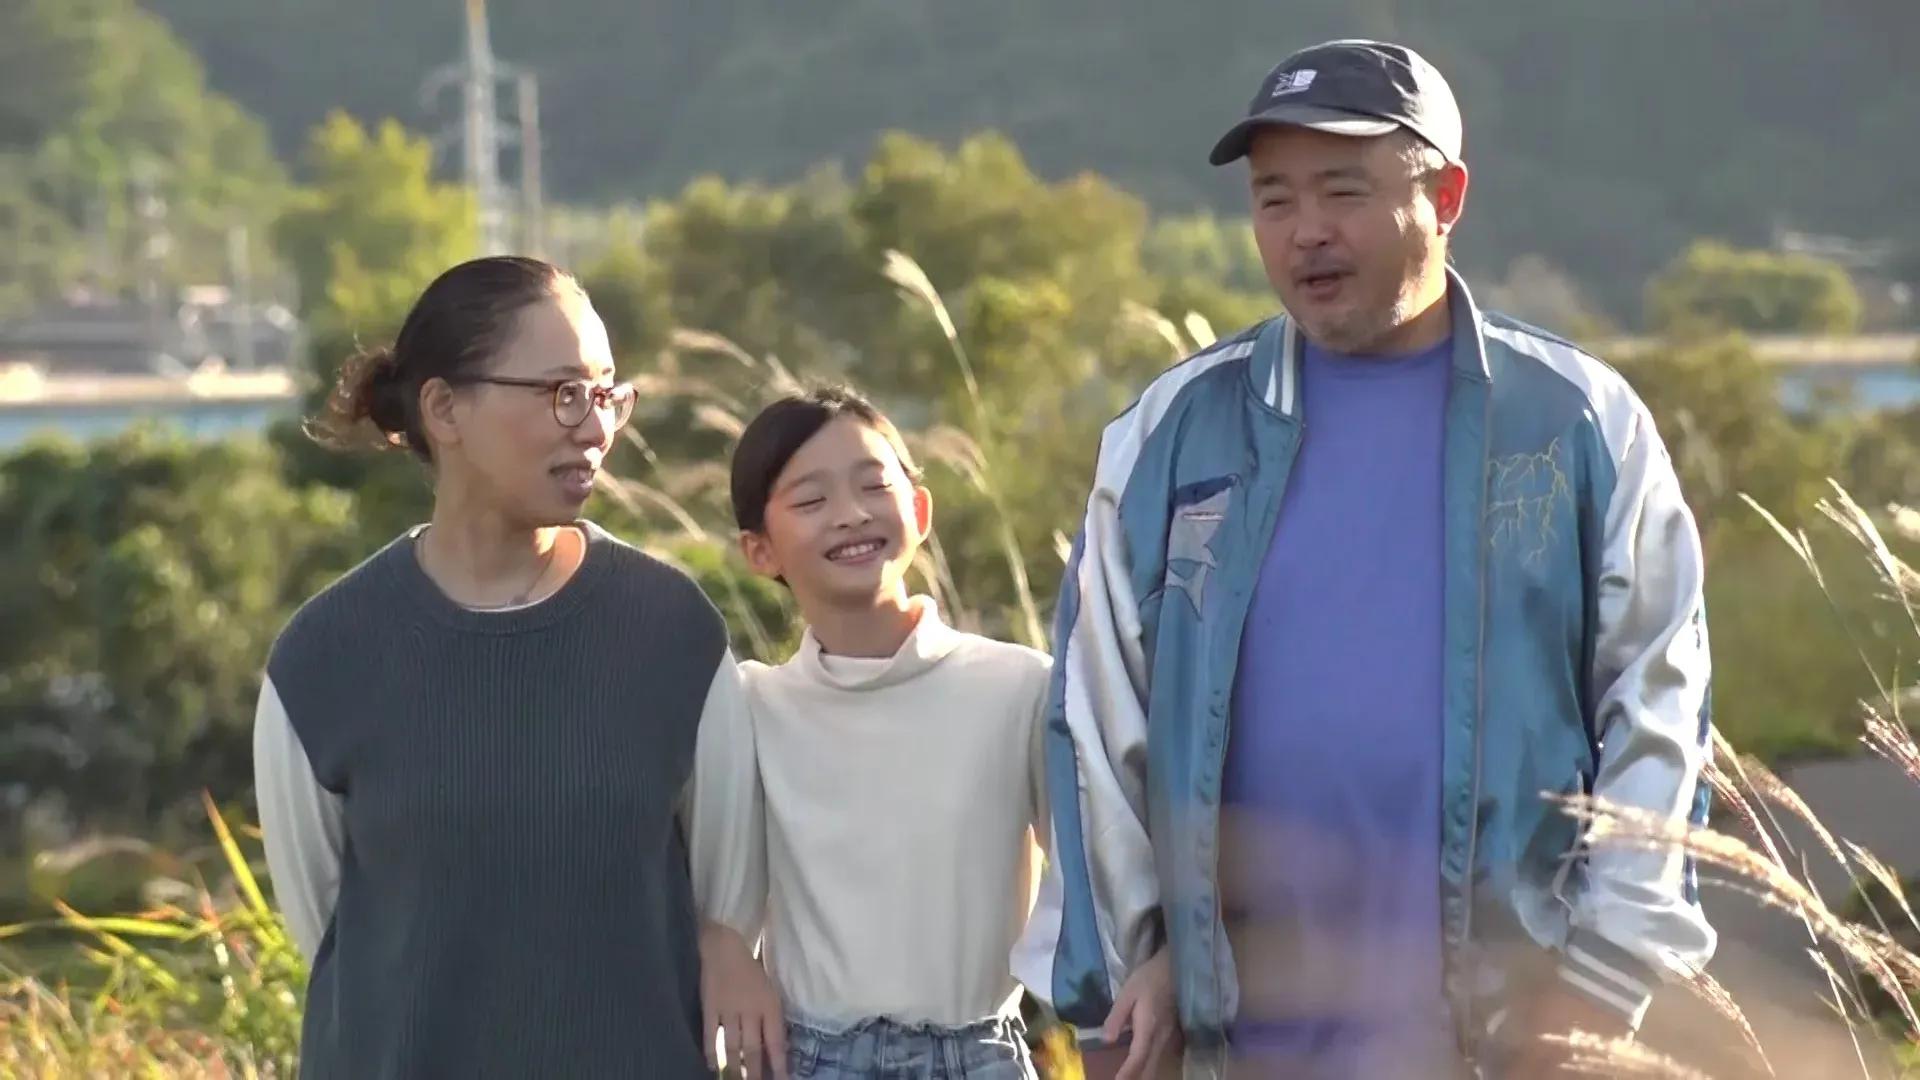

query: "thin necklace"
(420, 529), (562, 610)
(491, 543), (558, 609)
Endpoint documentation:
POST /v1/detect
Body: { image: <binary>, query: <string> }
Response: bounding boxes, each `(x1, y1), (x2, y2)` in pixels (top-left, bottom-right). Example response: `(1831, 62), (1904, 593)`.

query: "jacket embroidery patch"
(1487, 436), (1572, 568)
(1167, 486), (1231, 615)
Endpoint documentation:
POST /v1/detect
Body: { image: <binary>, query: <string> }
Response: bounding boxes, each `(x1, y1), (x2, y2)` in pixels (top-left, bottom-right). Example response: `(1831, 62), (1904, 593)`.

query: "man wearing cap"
(1013, 39), (1715, 1079)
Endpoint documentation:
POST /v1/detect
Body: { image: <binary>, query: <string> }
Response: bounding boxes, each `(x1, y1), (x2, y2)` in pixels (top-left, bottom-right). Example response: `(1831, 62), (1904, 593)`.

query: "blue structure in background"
(1776, 363), (1920, 414)
(0, 289), (304, 449)
(0, 393), (298, 450)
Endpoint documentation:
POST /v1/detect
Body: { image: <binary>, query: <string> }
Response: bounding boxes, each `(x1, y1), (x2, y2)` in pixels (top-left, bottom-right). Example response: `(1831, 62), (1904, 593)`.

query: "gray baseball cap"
(1209, 40), (1464, 166)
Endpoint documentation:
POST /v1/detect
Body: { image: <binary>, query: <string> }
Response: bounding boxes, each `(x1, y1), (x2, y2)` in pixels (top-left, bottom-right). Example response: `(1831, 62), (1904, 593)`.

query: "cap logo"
(1269, 69), (1317, 96)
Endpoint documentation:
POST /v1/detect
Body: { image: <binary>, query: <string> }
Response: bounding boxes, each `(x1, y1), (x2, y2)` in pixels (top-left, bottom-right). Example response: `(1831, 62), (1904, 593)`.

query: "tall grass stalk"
(0, 794), (304, 1077)
(883, 249), (1049, 650)
(1565, 483), (1920, 1077)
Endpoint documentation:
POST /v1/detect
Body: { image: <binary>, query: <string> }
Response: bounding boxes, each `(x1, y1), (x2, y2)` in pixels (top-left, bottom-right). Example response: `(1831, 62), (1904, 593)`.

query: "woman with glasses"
(252, 256), (764, 1078)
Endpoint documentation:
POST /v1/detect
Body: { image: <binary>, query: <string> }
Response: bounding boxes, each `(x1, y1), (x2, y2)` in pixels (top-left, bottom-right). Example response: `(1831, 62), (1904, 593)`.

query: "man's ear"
(1433, 161), (1470, 237)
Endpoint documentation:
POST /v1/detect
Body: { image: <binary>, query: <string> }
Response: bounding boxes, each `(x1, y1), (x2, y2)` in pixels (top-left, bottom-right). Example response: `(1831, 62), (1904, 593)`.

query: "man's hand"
(698, 921), (789, 1080)
(1499, 979), (1633, 1077)
(1098, 945), (1182, 1080)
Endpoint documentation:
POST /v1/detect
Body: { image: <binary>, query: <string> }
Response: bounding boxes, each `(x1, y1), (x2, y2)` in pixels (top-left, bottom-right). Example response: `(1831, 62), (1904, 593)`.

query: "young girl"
(702, 386), (1052, 1080)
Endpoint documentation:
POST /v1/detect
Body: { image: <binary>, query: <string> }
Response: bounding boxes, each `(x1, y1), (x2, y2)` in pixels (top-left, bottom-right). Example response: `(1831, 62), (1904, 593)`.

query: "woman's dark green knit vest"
(267, 523), (725, 1078)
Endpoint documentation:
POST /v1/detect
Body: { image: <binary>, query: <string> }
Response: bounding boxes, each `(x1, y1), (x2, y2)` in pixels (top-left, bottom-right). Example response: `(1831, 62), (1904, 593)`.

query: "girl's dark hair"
(730, 385), (922, 533)
(311, 255), (583, 461)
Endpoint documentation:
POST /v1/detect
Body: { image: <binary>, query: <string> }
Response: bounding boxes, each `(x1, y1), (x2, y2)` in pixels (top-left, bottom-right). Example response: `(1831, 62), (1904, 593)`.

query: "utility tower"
(421, 0), (545, 257)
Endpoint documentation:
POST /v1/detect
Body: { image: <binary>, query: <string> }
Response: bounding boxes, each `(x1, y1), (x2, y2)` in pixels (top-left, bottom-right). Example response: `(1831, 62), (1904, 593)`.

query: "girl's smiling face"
(741, 415), (931, 610)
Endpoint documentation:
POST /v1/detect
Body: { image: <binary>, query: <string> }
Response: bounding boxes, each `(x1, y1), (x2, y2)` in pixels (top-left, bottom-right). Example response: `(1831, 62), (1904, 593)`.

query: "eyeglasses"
(447, 375), (637, 430)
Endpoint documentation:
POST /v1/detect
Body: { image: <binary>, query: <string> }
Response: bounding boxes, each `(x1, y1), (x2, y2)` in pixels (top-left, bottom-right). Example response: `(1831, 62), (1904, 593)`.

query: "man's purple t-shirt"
(1221, 335), (1456, 1074)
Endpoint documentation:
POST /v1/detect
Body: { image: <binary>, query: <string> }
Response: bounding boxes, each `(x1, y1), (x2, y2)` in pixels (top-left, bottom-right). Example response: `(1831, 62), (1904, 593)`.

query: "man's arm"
(1012, 410), (1168, 1040)
(1561, 402), (1716, 1029)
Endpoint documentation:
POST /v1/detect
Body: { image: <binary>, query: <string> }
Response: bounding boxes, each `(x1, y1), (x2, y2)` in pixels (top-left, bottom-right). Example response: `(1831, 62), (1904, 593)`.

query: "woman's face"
(426, 290), (630, 527)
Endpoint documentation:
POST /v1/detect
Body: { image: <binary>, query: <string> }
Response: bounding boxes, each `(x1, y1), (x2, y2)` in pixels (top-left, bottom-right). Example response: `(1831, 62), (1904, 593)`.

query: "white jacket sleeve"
(683, 652), (767, 941)
(1011, 415), (1165, 1031)
(253, 675), (345, 965)
(1560, 403), (1717, 1027)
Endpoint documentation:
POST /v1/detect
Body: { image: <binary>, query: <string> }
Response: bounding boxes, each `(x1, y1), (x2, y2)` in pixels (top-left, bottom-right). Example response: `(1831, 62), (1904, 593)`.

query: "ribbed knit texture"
(267, 522), (724, 1079)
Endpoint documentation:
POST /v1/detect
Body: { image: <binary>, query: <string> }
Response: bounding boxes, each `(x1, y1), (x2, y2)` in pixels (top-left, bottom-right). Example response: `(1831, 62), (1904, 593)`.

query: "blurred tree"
(0, 0), (287, 312)
(267, 113), (477, 549)
(0, 0), (95, 152)
(575, 216), (672, 363)
(1647, 241), (1863, 335)
(1612, 330), (1911, 761)
(146, 0), (1920, 328)
(1839, 405), (1920, 510)
(0, 429), (363, 841)
(0, 155), (82, 317)
(1480, 255), (1612, 340)
(1616, 332), (1841, 545)
(580, 132), (1275, 643)
(1142, 212), (1270, 297)
(273, 112), (478, 389)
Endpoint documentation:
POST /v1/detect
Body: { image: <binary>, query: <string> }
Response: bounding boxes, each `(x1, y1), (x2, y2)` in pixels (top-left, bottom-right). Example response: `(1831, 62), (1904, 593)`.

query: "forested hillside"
(142, 0), (1920, 321)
